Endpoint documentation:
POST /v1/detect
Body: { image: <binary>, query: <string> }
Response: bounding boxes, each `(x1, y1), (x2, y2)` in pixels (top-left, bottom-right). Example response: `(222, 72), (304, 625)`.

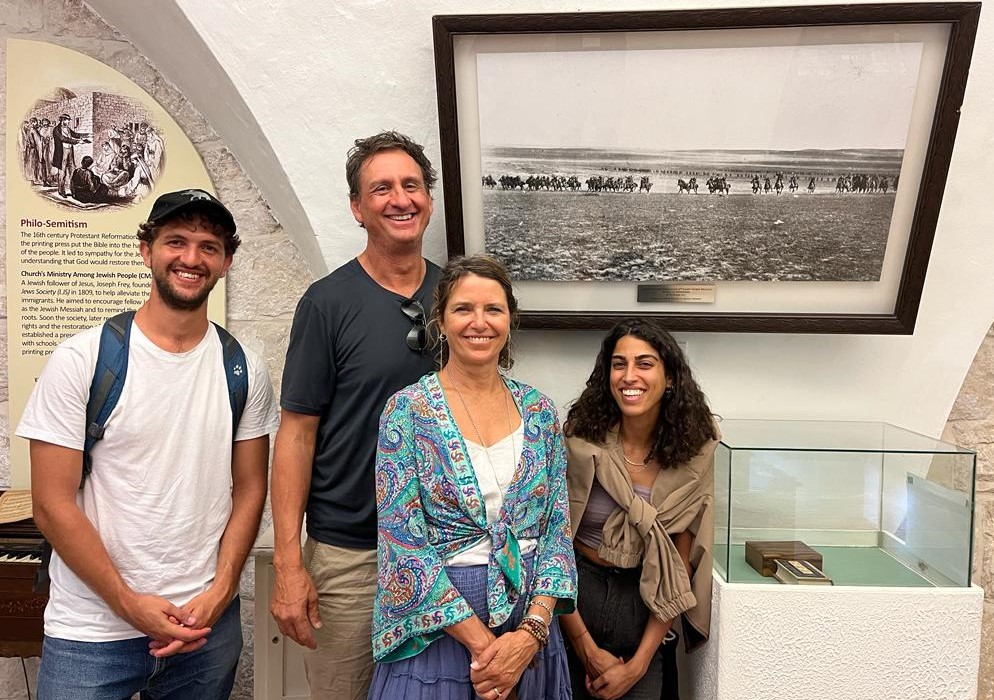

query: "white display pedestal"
(679, 571), (984, 700)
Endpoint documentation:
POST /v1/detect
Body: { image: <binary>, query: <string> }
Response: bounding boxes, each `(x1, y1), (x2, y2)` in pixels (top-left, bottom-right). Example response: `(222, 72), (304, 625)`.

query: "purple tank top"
(575, 478), (652, 550)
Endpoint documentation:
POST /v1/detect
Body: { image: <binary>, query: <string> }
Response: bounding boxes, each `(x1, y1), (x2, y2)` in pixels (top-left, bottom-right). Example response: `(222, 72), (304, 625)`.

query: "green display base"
(715, 544), (935, 587)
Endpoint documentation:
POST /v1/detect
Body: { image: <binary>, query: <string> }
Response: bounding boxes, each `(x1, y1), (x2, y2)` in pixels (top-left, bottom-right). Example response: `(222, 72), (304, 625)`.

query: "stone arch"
(0, 2), (313, 697)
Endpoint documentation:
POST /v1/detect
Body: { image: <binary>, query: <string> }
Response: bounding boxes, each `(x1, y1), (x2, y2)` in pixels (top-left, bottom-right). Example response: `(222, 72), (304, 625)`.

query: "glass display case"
(714, 420), (976, 587)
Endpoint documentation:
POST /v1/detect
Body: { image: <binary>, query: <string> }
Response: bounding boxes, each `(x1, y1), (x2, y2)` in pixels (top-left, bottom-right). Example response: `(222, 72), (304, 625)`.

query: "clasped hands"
(469, 629), (539, 699)
(582, 645), (650, 700)
(118, 586), (230, 658)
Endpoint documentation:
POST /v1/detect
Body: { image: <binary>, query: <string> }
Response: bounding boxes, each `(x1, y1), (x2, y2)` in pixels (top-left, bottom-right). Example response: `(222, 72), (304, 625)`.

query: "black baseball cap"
(147, 188), (236, 235)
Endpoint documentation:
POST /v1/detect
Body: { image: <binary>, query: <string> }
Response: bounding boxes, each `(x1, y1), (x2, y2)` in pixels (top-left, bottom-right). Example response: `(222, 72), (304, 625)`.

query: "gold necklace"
(622, 452), (650, 472)
(619, 431), (651, 472)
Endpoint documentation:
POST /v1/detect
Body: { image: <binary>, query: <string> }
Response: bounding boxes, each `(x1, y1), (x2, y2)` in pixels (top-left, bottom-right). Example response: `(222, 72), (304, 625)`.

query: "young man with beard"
(269, 132), (440, 699)
(17, 189), (279, 699)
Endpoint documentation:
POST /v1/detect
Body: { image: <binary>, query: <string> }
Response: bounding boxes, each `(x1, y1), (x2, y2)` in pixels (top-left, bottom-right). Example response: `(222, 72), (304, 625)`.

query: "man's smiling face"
(349, 149), (432, 249)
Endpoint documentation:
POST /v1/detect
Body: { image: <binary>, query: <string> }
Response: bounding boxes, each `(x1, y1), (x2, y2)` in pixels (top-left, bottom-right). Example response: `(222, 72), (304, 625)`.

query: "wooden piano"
(0, 495), (47, 658)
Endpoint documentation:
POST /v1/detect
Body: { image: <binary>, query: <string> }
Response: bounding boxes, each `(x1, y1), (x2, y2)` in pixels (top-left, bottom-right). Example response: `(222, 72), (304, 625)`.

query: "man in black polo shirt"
(270, 131), (440, 699)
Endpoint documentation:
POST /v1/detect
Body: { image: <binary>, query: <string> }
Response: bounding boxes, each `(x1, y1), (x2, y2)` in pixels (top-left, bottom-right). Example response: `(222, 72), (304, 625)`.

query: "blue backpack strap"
(212, 322), (248, 436)
(82, 310), (135, 486)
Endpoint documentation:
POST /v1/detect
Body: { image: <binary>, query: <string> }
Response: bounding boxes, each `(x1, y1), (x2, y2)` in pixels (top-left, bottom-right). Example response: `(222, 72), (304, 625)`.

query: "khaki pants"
(302, 538), (378, 700)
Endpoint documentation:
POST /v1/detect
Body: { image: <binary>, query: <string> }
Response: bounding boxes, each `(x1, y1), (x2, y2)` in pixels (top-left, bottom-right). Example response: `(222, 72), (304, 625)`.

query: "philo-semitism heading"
(21, 218), (89, 229)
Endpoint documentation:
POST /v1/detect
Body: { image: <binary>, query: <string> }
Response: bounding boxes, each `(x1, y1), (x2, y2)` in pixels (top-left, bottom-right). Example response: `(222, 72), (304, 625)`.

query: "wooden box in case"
(745, 540), (823, 577)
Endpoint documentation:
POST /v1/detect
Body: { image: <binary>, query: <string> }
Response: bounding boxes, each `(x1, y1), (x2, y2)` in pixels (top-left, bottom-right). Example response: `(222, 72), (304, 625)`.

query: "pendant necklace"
(450, 374), (516, 492)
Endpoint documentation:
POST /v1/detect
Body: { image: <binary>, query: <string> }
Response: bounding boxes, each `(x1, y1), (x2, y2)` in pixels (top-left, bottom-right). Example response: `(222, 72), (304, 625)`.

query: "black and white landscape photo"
(476, 40), (921, 283)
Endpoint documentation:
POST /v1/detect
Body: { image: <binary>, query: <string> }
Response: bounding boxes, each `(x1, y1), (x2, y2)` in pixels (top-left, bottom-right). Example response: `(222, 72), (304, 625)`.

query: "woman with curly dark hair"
(560, 318), (719, 699)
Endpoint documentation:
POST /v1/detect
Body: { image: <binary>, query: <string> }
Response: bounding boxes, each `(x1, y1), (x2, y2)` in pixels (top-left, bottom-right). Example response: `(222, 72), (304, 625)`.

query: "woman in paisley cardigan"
(562, 319), (718, 700)
(369, 255), (577, 700)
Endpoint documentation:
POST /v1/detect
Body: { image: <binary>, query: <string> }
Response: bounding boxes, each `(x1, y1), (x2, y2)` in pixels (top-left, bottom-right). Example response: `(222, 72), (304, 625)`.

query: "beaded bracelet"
(520, 615), (549, 634)
(517, 615), (550, 647)
(518, 619), (548, 647)
(522, 613), (548, 628)
(529, 598), (555, 620)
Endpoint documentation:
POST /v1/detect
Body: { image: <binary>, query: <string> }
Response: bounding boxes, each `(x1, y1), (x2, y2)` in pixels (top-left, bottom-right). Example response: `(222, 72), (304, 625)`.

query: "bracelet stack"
(517, 613), (550, 648)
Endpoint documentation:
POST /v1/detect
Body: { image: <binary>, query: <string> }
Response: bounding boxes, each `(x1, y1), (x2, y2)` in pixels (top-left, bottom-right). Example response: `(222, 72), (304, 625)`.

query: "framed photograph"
(433, 4), (980, 332)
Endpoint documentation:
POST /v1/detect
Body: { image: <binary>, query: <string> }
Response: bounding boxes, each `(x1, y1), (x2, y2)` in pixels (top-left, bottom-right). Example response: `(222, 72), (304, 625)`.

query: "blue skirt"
(368, 556), (571, 699)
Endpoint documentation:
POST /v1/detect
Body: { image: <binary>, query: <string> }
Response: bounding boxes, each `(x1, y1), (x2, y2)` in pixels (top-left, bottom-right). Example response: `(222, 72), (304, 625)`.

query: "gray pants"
(565, 556), (679, 700)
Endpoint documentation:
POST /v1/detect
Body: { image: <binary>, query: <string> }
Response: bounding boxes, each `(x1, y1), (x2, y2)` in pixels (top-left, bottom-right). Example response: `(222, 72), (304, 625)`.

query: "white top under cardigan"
(443, 423), (537, 566)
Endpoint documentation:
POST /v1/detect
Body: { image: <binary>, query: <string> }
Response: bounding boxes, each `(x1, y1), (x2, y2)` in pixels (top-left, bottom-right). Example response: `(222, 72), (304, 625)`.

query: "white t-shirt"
(16, 321), (279, 641)
(445, 423), (537, 566)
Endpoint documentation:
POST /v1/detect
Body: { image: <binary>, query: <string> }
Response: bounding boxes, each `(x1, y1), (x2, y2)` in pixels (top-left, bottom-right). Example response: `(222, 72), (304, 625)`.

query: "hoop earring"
(498, 333), (512, 374)
(499, 351), (512, 374)
(663, 386), (675, 400)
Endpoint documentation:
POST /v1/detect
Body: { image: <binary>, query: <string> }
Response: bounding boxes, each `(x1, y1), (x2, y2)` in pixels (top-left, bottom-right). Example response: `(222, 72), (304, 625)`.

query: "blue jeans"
(37, 596), (242, 700)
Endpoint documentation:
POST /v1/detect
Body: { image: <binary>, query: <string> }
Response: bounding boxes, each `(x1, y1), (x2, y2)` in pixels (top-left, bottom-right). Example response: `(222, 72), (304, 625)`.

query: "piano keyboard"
(0, 538), (43, 560)
(0, 553), (41, 565)
(0, 506), (47, 657)
(0, 539), (44, 566)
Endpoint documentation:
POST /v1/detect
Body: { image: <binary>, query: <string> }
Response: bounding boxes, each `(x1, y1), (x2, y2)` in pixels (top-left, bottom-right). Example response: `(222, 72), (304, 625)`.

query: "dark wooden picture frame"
(433, 4), (980, 333)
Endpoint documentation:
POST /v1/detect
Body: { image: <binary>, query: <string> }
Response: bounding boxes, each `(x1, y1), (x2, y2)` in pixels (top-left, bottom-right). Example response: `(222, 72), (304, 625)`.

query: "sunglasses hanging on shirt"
(400, 298), (427, 352)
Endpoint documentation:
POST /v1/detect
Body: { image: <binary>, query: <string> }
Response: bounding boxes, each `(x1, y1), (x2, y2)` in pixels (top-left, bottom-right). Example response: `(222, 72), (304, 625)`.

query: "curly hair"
(345, 130), (437, 200)
(428, 255), (519, 371)
(565, 318), (717, 468)
(136, 205), (240, 256)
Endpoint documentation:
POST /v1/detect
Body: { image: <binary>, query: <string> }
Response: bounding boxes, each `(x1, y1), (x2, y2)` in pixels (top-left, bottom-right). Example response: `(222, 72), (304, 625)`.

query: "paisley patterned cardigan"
(372, 372), (577, 662)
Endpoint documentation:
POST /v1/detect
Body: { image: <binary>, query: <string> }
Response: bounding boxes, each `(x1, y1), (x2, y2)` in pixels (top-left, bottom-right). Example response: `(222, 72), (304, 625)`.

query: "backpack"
(81, 310), (249, 482)
(35, 311), (249, 592)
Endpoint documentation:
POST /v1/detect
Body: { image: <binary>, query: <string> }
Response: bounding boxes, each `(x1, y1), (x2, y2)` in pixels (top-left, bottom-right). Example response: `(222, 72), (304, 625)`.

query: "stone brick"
(977, 500), (994, 590)
(198, 144), (281, 236)
(100, 49), (165, 97)
(235, 602), (256, 700)
(944, 419), (994, 452)
(0, 1), (44, 32)
(45, 0), (117, 39)
(945, 420), (994, 497)
(147, 79), (215, 144)
(240, 558), (256, 604)
(976, 443), (994, 495)
(226, 320), (292, 399)
(228, 231), (310, 322)
(229, 190), (282, 243)
(949, 325), (994, 421)
(199, 144), (251, 192)
(206, 178), (282, 244)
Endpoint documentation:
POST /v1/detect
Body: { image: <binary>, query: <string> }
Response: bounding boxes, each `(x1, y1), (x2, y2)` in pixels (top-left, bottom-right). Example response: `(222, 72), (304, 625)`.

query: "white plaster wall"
(160, 0), (993, 439)
(683, 574), (985, 700)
